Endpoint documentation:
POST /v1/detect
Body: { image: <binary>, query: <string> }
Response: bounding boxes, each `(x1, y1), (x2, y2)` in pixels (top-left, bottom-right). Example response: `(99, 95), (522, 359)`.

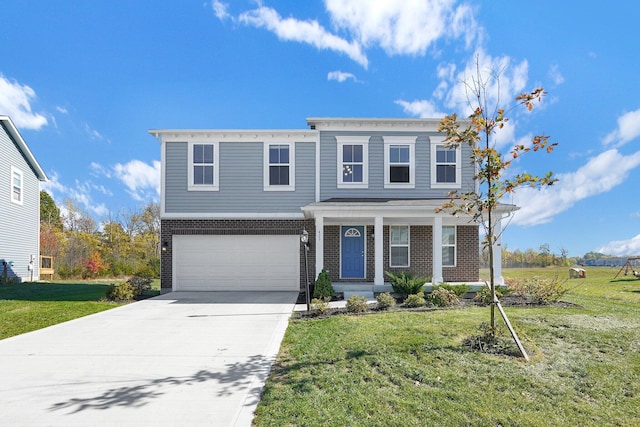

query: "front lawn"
(0, 280), (160, 340)
(254, 267), (640, 426)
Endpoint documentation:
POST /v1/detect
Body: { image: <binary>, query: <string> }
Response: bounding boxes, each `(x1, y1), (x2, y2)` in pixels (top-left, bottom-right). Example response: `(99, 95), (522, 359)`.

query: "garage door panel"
(173, 235), (300, 291)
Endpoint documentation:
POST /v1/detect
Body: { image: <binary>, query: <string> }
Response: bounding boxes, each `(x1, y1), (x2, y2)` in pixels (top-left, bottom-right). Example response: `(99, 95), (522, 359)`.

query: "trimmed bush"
(375, 292), (396, 310)
(474, 286), (504, 304)
(107, 282), (135, 301)
(314, 268), (335, 299)
(429, 287), (459, 307)
(404, 293), (426, 308)
(385, 271), (429, 298)
(127, 276), (153, 296)
(310, 298), (330, 315)
(346, 295), (369, 313)
(433, 283), (471, 298)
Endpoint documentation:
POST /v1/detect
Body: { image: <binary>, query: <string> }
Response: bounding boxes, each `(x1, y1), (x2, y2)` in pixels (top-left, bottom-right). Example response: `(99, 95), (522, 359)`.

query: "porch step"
(342, 290), (375, 301)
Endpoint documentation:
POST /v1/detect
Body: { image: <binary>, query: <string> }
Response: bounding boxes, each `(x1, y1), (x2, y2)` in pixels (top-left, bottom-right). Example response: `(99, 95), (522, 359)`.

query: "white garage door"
(172, 235), (300, 291)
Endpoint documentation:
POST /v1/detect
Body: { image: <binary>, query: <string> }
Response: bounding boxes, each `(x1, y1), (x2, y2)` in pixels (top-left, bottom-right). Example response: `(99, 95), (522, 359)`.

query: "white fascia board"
(1, 116), (48, 181)
(306, 117), (471, 133)
(149, 129), (318, 143)
(160, 212), (305, 220)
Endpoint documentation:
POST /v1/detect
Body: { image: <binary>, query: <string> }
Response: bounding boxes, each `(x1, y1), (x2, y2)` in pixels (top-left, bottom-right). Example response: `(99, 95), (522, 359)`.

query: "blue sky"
(2, 1), (639, 258)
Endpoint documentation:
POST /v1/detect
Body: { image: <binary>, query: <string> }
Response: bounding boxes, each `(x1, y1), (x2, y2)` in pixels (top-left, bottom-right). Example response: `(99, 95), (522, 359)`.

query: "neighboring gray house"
(0, 116), (48, 282)
(151, 118), (510, 294)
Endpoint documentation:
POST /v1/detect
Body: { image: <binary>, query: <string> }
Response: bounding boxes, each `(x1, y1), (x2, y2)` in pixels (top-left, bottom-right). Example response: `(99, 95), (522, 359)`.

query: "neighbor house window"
(442, 226), (456, 267)
(337, 136), (369, 188)
(264, 142), (295, 191)
(390, 225), (410, 267)
(431, 136), (461, 188)
(10, 167), (23, 205)
(384, 137), (416, 188)
(188, 142), (219, 191)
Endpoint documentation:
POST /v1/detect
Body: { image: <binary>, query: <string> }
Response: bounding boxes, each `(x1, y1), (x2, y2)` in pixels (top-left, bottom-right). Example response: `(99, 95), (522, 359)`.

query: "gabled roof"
(0, 116), (47, 181)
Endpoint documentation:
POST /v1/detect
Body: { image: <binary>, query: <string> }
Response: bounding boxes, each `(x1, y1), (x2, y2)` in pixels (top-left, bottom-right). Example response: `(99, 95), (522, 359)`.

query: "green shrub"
(385, 271), (428, 298)
(474, 286), (504, 304)
(310, 298), (330, 315)
(133, 265), (156, 279)
(375, 292), (396, 310)
(107, 282), (135, 301)
(313, 268), (335, 299)
(508, 275), (569, 304)
(433, 283), (471, 298)
(429, 287), (459, 307)
(346, 295), (369, 313)
(404, 293), (426, 308)
(127, 276), (153, 296)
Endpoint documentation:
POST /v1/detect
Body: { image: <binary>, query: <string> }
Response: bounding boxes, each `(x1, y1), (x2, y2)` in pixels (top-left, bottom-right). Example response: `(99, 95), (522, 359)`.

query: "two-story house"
(151, 118), (510, 294)
(0, 116), (48, 282)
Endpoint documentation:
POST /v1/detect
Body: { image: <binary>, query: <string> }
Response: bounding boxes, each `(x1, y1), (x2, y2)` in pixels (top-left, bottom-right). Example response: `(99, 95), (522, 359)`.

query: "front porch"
(331, 281), (487, 300)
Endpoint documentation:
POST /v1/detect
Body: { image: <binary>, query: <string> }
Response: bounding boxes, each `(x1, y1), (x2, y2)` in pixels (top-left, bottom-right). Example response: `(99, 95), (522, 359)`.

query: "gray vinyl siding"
(164, 140), (315, 214)
(0, 124), (40, 281)
(319, 131), (475, 200)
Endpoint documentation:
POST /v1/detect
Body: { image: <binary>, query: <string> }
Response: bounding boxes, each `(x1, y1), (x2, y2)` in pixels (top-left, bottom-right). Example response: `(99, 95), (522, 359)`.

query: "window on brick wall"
(390, 225), (410, 267)
(442, 225), (456, 267)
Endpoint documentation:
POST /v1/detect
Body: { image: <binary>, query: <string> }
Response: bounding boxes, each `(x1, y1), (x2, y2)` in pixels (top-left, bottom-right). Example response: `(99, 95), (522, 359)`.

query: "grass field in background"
(254, 267), (640, 426)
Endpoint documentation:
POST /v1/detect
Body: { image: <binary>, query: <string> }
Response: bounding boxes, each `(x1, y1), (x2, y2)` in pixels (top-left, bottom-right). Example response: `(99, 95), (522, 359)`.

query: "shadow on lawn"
(0, 282), (110, 302)
(50, 354), (274, 413)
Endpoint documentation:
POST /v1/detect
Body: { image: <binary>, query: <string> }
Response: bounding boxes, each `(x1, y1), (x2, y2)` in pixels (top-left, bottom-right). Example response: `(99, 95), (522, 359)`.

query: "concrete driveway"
(0, 291), (298, 426)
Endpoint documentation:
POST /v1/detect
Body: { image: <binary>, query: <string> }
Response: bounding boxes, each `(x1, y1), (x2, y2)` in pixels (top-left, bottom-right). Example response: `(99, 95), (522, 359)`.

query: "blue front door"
(341, 226), (365, 278)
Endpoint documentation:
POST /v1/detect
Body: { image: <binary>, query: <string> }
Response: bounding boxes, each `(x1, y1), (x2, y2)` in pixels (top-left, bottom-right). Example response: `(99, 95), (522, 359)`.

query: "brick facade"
(160, 219), (315, 291)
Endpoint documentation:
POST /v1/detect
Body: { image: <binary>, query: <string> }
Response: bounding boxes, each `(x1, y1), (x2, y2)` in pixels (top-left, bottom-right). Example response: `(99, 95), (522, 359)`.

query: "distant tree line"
(40, 191), (160, 279)
(480, 243), (577, 268)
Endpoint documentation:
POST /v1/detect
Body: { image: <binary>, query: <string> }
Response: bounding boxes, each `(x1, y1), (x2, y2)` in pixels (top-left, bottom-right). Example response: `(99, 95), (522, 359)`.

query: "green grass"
(254, 267), (640, 426)
(0, 279), (160, 340)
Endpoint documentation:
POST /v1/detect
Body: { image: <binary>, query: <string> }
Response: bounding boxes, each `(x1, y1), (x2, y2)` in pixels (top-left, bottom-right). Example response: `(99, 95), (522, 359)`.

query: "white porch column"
(492, 216), (504, 286)
(315, 215), (324, 279)
(374, 216), (384, 285)
(432, 216), (443, 284)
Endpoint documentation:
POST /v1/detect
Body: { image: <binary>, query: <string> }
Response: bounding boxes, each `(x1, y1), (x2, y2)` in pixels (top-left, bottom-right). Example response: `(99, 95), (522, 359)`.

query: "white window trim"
(383, 136), (416, 189)
(10, 166), (23, 206)
(442, 225), (457, 267)
(336, 136), (369, 189)
(430, 136), (461, 189)
(188, 141), (219, 191)
(264, 142), (295, 191)
(389, 225), (410, 267)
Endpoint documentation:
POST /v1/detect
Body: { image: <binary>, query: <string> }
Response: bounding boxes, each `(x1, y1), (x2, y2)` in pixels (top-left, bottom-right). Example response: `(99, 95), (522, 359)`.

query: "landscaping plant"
(385, 271), (428, 299)
(313, 268), (334, 300)
(375, 292), (396, 310)
(346, 295), (369, 313)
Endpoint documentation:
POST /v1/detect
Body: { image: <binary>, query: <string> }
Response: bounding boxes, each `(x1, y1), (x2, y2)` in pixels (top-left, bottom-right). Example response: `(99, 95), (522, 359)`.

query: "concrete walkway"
(0, 291), (298, 426)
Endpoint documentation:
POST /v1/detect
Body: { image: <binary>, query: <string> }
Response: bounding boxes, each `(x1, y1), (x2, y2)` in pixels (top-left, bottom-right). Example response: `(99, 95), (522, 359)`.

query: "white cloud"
(211, 0), (230, 20)
(324, 0), (480, 56)
(41, 171), (109, 217)
(511, 149), (640, 226)
(238, 5), (368, 68)
(602, 108), (640, 147)
(327, 70), (359, 83)
(113, 160), (161, 202)
(0, 75), (48, 130)
(596, 234), (640, 256)
(548, 64), (565, 86)
(55, 106), (68, 114)
(394, 99), (446, 118)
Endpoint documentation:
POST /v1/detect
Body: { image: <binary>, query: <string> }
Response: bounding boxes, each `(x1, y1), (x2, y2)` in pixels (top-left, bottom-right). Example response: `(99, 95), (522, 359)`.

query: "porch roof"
(301, 198), (518, 222)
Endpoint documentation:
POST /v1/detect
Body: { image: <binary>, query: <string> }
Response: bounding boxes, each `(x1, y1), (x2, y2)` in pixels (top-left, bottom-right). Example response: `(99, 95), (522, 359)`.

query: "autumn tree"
(438, 60), (557, 336)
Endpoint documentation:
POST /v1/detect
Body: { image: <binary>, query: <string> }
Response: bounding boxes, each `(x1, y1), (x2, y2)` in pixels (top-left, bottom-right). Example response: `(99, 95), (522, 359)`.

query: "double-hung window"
(264, 142), (295, 191)
(11, 166), (23, 205)
(431, 136), (461, 188)
(337, 136), (369, 188)
(442, 225), (456, 267)
(188, 142), (218, 191)
(389, 225), (410, 267)
(384, 137), (416, 188)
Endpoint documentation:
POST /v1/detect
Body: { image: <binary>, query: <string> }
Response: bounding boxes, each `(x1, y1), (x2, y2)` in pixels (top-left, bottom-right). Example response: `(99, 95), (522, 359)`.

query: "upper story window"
(336, 136), (369, 188)
(389, 225), (410, 267)
(188, 142), (219, 191)
(442, 225), (456, 267)
(384, 136), (416, 189)
(264, 142), (295, 191)
(431, 136), (461, 189)
(11, 166), (23, 205)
